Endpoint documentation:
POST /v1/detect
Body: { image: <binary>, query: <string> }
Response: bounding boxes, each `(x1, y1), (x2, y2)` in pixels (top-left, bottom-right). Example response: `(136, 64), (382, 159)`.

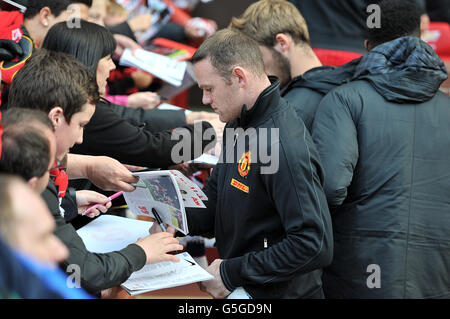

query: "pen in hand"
(152, 207), (167, 232)
(82, 191), (123, 216)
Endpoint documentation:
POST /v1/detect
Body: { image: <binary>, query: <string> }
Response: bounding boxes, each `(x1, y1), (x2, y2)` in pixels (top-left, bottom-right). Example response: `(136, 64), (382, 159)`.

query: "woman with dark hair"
(42, 20), (216, 169)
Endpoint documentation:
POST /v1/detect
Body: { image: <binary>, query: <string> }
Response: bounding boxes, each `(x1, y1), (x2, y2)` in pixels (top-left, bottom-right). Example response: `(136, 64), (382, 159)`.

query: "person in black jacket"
(151, 29), (333, 299)
(41, 20), (216, 168)
(230, 0), (353, 132)
(312, 0), (450, 298)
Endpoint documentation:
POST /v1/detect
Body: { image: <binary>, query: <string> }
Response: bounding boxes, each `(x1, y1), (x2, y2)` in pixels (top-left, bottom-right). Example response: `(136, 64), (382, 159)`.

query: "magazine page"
(123, 171), (189, 234)
(170, 170), (208, 201)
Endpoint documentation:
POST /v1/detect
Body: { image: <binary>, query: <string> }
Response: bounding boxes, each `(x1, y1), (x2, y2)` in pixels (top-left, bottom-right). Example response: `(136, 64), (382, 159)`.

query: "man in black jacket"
(230, 0), (352, 132)
(152, 29), (333, 299)
(312, 0), (450, 298)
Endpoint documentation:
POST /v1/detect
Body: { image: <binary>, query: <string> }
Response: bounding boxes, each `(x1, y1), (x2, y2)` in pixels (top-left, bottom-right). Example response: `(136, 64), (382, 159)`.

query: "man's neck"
(244, 76), (272, 112)
(290, 45), (322, 78)
(22, 18), (43, 48)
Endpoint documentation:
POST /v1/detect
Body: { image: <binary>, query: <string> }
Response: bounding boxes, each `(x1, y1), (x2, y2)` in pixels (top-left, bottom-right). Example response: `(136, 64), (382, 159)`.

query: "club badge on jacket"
(238, 151), (251, 177)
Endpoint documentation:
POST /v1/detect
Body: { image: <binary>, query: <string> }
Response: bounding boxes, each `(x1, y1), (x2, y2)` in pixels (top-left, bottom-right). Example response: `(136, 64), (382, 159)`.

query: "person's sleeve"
(56, 222), (146, 294)
(108, 102), (187, 132)
(104, 94), (129, 107)
(106, 21), (137, 42)
(70, 103), (215, 168)
(220, 124), (333, 290)
(311, 89), (359, 210)
(184, 163), (219, 237)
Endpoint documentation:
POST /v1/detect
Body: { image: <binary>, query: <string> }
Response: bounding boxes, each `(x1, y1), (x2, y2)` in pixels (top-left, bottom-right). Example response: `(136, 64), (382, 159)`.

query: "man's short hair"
(366, 0), (422, 48)
(2, 108), (53, 131)
(0, 109), (53, 181)
(75, 0), (93, 7)
(190, 28), (266, 82)
(23, 0), (75, 19)
(8, 49), (99, 123)
(229, 0), (311, 48)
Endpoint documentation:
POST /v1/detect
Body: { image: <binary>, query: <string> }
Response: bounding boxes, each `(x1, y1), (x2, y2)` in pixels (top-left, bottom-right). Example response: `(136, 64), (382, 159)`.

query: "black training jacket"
(186, 78), (333, 298)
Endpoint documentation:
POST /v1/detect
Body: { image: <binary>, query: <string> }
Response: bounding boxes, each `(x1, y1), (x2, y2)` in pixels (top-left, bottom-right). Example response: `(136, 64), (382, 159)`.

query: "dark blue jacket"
(312, 36), (450, 298)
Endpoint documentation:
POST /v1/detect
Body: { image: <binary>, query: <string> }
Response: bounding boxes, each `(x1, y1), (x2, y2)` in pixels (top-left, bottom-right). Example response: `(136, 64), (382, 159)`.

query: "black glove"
(0, 39), (23, 61)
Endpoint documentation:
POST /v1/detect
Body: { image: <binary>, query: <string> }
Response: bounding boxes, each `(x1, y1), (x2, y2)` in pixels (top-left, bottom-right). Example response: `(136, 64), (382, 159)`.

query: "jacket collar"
(236, 76), (281, 128)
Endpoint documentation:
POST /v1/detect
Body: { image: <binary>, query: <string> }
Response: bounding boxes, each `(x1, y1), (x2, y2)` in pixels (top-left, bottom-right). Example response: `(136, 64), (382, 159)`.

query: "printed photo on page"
(123, 171), (188, 234)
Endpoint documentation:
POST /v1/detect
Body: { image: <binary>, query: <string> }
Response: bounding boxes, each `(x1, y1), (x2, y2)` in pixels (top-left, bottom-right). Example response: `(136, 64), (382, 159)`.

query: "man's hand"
(135, 232), (183, 264)
(113, 33), (141, 59)
(127, 91), (160, 109)
(76, 190), (112, 218)
(199, 259), (231, 299)
(85, 156), (139, 192)
(149, 221), (177, 236)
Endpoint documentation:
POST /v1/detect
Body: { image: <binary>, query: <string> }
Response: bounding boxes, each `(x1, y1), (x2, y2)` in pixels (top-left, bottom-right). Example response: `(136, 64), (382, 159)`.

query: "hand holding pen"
(82, 191), (123, 216)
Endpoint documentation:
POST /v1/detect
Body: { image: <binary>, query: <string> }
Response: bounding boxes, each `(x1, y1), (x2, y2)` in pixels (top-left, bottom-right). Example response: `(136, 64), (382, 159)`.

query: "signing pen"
(152, 207), (167, 232)
(82, 191), (123, 216)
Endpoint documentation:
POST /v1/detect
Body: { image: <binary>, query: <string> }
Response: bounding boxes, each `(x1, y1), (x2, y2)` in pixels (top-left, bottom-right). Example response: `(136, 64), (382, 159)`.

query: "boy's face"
(54, 102), (95, 160)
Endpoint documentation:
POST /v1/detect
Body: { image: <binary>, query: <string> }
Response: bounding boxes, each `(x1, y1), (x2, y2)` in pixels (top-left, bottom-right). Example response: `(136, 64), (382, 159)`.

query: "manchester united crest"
(238, 151), (251, 177)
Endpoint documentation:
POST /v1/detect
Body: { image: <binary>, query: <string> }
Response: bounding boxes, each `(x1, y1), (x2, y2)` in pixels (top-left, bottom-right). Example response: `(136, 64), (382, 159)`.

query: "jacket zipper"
(264, 237), (268, 249)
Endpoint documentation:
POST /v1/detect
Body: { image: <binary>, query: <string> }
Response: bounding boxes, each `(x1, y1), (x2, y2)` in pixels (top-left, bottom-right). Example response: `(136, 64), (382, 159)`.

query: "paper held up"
(119, 48), (187, 87)
(123, 170), (208, 235)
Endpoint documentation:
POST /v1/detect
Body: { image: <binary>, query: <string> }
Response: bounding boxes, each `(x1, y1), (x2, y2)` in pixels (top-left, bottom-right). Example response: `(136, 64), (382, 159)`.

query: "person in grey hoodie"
(312, 0), (450, 298)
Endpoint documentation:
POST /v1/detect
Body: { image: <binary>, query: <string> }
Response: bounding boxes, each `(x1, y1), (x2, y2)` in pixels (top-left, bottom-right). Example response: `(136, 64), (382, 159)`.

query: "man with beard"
(230, 0), (327, 132)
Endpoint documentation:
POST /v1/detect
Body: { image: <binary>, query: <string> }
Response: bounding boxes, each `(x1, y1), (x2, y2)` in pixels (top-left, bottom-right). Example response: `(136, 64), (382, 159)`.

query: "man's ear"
(364, 39), (371, 52)
(39, 7), (52, 27)
(48, 106), (64, 129)
(274, 33), (291, 54)
(232, 66), (247, 88)
(27, 177), (39, 191)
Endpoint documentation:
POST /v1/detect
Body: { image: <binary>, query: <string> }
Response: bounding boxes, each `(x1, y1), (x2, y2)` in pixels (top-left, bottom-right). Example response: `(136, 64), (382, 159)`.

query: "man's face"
(88, 0), (107, 26)
(194, 58), (242, 123)
(70, 3), (90, 20)
(259, 45), (291, 88)
(54, 103), (95, 160)
(11, 182), (69, 265)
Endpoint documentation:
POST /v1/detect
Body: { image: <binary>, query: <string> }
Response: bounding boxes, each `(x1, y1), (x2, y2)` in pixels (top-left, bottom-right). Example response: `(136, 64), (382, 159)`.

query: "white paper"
(120, 48), (187, 86)
(157, 103), (192, 114)
(190, 153), (219, 167)
(121, 252), (213, 296)
(76, 215), (153, 253)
